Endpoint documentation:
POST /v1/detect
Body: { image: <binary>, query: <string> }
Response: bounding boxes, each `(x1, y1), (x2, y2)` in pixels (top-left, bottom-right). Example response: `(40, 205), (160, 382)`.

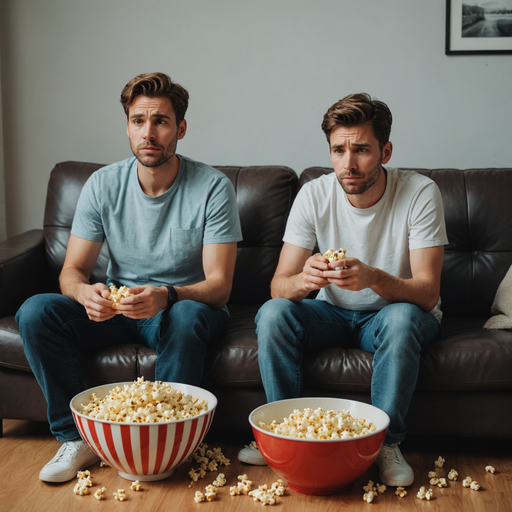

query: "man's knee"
(16, 294), (70, 327)
(256, 298), (297, 326)
(168, 300), (212, 326)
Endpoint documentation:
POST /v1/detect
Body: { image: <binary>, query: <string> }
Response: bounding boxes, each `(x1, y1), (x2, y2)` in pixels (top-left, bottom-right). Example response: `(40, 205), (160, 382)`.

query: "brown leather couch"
(1, 162), (512, 438)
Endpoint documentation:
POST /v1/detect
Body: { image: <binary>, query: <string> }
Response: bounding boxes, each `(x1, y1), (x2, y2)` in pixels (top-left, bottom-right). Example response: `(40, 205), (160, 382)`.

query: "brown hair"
(120, 72), (189, 124)
(321, 93), (392, 149)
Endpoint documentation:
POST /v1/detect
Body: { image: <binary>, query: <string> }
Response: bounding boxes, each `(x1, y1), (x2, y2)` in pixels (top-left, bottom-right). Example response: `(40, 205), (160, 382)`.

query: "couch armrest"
(0, 229), (47, 317)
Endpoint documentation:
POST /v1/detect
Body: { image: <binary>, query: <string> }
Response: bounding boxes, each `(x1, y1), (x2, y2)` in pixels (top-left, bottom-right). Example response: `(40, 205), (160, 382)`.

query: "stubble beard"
(337, 160), (383, 195)
(130, 133), (179, 169)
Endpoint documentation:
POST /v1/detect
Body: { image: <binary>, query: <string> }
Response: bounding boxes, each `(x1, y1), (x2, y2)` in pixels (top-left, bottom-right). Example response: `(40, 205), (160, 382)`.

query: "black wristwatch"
(165, 286), (179, 310)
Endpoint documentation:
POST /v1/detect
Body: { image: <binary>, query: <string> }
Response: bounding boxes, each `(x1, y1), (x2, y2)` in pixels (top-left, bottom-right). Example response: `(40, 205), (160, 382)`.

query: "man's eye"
(133, 119), (142, 125)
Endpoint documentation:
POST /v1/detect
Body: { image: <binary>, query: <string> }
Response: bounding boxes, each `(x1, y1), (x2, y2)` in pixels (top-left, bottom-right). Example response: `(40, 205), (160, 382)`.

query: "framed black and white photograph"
(446, 0), (512, 54)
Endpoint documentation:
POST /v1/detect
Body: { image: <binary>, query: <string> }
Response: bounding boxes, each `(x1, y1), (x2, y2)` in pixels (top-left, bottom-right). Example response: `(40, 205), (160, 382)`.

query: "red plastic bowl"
(249, 398), (389, 495)
(70, 382), (217, 481)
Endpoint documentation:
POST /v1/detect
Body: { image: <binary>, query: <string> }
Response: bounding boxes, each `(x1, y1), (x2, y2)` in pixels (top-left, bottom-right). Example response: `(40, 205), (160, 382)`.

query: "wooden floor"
(1, 418), (511, 512)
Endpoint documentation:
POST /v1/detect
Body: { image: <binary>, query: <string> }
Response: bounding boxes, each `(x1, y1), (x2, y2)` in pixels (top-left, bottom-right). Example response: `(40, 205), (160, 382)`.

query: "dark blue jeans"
(16, 294), (229, 442)
(256, 299), (441, 444)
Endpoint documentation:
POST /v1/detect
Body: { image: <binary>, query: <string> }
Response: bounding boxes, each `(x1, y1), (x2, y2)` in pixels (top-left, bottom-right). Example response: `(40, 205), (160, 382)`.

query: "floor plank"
(1, 419), (510, 512)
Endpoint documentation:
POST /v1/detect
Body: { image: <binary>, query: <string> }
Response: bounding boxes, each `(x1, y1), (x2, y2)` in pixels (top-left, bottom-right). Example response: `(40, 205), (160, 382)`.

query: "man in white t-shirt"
(240, 93), (448, 486)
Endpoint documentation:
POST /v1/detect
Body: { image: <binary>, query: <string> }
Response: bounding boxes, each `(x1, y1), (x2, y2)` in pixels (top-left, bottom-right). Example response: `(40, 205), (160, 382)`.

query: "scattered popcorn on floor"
(395, 486), (407, 498)
(230, 474), (253, 496)
(363, 491), (376, 503)
(429, 477), (439, 486)
(246, 441), (258, 450)
(94, 487), (107, 500)
(249, 484), (276, 506)
(73, 482), (90, 496)
(114, 489), (127, 501)
(417, 486), (434, 500)
(188, 443), (230, 486)
(100, 461), (109, 468)
(73, 469), (93, 496)
(194, 491), (205, 503)
(131, 480), (142, 491)
(448, 469), (458, 481)
(462, 476), (472, 488)
(428, 470), (438, 479)
(437, 478), (447, 488)
(486, 466), (495, 474)
(363, 480), (376, 493)
(462, 476), (481, 490)
(271, 480), (285, 496)
(212, 473), (227, 487)
(434, 456), (445, 468)
(204, 485), (217, 502)
(376, 483), (386, 494)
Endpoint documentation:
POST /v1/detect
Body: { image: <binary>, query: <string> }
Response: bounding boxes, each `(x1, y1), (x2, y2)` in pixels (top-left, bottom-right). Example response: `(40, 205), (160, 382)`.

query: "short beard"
(337, 161), (383, 195)
(134, 150), (174, 168)
(130, 130), (179, 169)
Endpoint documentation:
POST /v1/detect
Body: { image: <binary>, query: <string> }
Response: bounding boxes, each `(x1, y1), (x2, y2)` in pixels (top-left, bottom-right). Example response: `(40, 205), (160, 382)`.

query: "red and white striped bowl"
(70, 382), (217, 482)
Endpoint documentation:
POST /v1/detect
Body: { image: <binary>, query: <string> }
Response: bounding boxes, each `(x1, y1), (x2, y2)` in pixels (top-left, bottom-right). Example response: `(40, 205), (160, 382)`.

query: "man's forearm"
(271, 273), (313, 302)
(59, 267), (91, 303)
(175, 277), (232, 310)
(368, 267), (439, 312)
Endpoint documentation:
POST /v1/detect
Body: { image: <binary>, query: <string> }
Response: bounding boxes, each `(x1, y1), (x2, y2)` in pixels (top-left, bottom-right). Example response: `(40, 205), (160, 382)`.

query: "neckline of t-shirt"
(341, 167), (393, 214)
(132, 155), (185, 202)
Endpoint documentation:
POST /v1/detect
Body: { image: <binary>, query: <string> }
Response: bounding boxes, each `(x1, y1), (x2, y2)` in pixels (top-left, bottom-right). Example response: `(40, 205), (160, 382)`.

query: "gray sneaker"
(39, 439), (100, 483)
(374, 443), (414, 487)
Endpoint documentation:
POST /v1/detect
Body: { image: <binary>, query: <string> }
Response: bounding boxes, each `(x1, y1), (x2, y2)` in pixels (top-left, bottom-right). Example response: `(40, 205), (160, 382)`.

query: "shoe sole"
(237, 448), (267, 466)
(39, 455), (101, 483)
(379, 474), (414, 487)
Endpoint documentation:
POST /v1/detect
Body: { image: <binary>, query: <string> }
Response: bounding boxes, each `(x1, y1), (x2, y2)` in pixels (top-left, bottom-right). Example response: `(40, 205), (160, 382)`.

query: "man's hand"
(300, 253), (332, 292)
(323, 257), (375, 291)
(77, 282), (119, 322)
(115, 285), (168, 319)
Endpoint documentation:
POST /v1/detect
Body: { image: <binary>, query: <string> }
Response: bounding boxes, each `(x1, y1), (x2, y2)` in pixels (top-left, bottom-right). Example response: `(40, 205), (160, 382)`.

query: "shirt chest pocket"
(169, 228), (204, 274)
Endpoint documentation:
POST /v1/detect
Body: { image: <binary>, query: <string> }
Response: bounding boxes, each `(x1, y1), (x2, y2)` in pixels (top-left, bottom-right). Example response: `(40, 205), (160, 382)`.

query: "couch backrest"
(43, 161), (298, 305)
(300, 167), (512, 317)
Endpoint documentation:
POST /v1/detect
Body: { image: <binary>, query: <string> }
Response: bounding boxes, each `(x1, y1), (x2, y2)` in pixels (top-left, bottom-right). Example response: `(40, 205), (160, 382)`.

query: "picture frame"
(445, 0), (512, 55)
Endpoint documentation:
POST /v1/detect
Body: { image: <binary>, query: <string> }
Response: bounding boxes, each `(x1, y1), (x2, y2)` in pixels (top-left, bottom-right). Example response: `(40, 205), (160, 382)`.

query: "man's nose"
(143, 124), (156, 140)
(343, 151), (357, 170)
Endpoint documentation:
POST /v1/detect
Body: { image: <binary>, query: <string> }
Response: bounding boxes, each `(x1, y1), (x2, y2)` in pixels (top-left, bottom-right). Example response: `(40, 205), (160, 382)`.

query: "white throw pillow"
(484, 265), (512, 330)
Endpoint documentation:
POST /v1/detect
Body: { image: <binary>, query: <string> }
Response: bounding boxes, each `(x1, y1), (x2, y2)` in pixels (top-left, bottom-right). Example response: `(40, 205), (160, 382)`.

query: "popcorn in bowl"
(258, 407), (377, 440)
(70, 379), (217, 482)
(79, 377), (208, 423)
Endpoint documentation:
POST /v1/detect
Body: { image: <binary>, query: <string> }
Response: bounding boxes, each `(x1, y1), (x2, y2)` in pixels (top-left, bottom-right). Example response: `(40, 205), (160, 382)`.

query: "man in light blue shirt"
(16, 72), (242, 483)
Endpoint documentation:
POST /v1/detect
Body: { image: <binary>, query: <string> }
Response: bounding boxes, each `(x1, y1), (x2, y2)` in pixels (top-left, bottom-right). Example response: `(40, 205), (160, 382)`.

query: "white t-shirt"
(283, 168), (449, 321)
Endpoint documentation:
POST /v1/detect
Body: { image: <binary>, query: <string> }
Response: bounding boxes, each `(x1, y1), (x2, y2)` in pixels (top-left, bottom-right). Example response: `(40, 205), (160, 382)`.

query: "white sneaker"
(374, 443), (414, 487)
(39, 439), (100, 483)
(237, 443), (267, 466)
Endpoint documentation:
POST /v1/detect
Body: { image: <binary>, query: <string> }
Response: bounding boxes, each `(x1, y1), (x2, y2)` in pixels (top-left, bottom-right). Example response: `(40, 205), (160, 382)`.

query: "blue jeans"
(16, 294), (229, 442)
(256, 299), (440, 444)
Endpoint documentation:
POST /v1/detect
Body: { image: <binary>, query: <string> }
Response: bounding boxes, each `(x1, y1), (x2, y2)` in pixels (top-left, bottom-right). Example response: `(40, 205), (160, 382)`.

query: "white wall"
(1, 0), (511, 237)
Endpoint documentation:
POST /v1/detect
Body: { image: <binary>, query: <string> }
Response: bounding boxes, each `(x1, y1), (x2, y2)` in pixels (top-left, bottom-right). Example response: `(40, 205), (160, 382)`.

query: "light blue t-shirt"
(71, 155), (242, 288)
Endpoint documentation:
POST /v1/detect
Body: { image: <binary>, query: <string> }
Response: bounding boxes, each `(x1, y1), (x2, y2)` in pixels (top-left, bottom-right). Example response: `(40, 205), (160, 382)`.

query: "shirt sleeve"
(282, 185), (318, 250)
(203, 176), (243, 245)
(70, 173), (105, 243)
(408, 181), (449, 251)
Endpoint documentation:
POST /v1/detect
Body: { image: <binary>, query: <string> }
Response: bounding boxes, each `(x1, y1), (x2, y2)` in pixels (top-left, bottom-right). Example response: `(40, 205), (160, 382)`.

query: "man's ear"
(381, 141), (393, 164)
(178, 119), (187, 140)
